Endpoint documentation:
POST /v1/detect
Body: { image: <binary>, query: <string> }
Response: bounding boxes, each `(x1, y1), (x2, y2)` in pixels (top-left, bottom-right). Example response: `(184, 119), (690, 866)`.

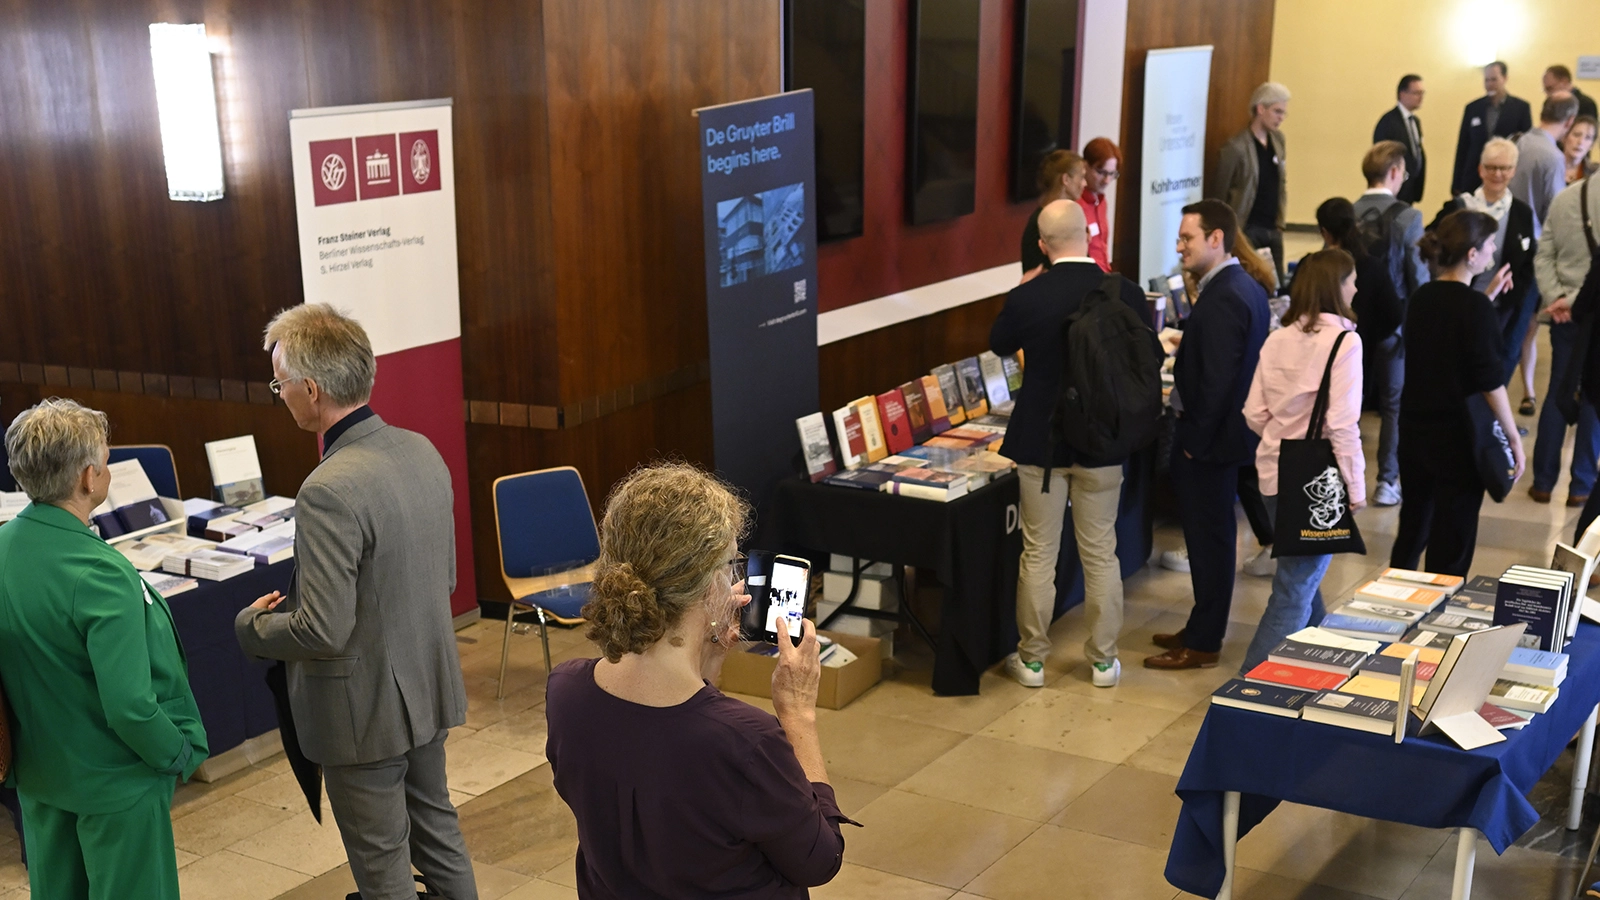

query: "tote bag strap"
(1304, 330), (1352, 441)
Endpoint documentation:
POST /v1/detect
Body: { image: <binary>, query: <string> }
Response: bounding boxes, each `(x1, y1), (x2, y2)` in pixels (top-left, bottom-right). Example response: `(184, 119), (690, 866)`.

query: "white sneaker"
(1160, 548), (1191, 573)
(1242, 545), (1276, 578)
(1091, 658), (1121, 687)
(1374, 482), (1401, 507)
(1005, 653), (1045, 688)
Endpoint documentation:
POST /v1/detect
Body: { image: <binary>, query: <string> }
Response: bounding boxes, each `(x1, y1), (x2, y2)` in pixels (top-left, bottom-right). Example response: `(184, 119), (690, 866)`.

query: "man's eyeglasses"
(1483, 164), (1515, 175)
(268, 377), (302, 396)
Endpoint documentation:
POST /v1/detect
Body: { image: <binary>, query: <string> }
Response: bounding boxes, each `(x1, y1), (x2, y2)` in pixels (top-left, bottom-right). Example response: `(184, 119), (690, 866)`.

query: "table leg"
(1218, 790), (1240, 900)
(1573, 704), (1599, 831)
(1451, 828), (1477, 900)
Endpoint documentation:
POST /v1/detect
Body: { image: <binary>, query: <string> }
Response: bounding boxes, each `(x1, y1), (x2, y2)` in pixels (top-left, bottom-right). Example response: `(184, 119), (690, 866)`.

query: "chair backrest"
(109, 445), (180, 499)
(493, 467), (601, 579)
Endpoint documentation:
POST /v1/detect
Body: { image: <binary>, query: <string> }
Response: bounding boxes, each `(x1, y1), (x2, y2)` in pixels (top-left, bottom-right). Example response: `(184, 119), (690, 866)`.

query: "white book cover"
(183, 498), (222, 517)
(205, 435), (265, 506)
(106, 459), (159, 507)
(977, 351), (1010, 405)
(795, 413), (837, 482)
(830, 406), (863, 469)
(243, 495), (296, 516)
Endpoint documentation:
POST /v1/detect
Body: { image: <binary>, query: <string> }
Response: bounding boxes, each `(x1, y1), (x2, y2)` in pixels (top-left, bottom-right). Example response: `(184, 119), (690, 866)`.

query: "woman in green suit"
(0, 399), (207, 899)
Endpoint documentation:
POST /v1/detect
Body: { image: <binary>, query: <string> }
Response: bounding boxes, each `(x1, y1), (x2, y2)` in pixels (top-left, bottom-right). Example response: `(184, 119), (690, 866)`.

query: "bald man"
(990, 200), (1158, 689)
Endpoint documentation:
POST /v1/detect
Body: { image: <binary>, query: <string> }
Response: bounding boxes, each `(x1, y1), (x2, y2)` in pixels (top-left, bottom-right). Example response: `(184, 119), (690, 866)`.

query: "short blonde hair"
(1481, 137), (1519, 167)
(263, 304), (376, 407)
(5, 398), (109, 504)
(1250, 82), (1291, 115)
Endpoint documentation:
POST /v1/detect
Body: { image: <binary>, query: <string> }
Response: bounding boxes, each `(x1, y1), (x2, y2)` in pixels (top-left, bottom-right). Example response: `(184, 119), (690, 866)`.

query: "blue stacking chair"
(492, 467), (600, 699)
(108, 445), (181, 498)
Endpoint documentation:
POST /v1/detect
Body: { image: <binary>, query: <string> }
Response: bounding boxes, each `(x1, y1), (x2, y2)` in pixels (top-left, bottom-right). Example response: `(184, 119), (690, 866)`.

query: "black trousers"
(1172, 447), (1241, 653)
(1237, 466), (1273, 547)
(1389, 422), (1485, 577)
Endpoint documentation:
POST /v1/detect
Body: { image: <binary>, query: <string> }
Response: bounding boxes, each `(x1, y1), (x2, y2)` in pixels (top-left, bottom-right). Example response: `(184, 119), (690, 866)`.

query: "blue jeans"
(1240, 495), (1332, 674)
(1374, 332), (1403, 486)
(1533, 321), (1600, 495)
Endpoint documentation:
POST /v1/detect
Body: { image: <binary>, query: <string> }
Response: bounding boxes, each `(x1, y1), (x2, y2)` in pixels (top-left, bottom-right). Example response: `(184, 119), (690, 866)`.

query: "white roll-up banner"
(1138, 46), (1213, 289)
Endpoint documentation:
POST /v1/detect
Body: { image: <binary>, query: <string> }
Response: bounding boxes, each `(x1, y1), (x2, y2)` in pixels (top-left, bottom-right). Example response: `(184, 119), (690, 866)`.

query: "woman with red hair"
(1079, 137), (1121, 272)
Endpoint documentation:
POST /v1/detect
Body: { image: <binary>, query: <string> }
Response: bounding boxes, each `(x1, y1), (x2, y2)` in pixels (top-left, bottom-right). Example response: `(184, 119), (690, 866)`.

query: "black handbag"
(1273, 331), (1366, 557)
(1465, 392), (1517, 501)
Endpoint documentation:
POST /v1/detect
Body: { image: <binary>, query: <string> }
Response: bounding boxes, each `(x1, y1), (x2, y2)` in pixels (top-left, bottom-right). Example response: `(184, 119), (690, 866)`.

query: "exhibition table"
(760, 447), (1153, 695)
(168, 560), (294, 757)
(1165, 621), (1600, 900)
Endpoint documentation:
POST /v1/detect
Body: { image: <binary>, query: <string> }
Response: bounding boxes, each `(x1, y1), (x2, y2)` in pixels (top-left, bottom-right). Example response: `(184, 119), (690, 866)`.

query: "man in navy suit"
(990, 200), (1156, 689)
(1374, 74), (1427, 204)
(1452, 61), (1534, 195)
(1147, 200), (1271, 670)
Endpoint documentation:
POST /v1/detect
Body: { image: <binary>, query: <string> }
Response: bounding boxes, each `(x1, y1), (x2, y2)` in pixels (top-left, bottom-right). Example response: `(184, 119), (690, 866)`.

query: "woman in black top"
(1389, 210), (1526, 576)
(1020, 150), (1087, 279)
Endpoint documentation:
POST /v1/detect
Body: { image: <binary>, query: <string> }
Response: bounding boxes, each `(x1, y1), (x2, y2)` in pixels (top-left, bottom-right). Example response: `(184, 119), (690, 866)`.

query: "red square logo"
(398, 130), (441, 194)
(355, 134), (400, 200)
(310, 139), (357, 206)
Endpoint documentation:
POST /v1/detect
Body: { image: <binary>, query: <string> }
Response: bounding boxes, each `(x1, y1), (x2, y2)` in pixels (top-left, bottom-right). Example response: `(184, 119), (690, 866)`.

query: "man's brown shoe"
(1144, 647), (1220, 669)
(1529, 487), (1552, 503)
(1152, 631), (1185, 651)
(1569, 494), (1590, 508)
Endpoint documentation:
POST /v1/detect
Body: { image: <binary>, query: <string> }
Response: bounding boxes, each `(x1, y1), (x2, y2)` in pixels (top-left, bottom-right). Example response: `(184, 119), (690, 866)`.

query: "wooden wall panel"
(1112, 0), (1276, 278)
(818, 295), (1006, 414)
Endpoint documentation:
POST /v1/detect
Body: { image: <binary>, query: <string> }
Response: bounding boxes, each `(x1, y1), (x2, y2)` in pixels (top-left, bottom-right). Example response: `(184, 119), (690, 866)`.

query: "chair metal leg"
(538, 607), (552, 673)
(498, 601), (518, 701)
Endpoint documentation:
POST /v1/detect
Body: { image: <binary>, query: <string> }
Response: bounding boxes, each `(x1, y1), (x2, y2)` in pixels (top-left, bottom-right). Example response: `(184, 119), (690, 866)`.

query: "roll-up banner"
(695, 90), (819, 506)
(288, 98), (477, 618)
(1138, 46), (1213, 289)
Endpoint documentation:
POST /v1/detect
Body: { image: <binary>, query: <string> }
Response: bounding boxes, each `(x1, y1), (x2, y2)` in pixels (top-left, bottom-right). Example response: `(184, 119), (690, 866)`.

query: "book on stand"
(205, 435), (266, 507)
(104, 459), (170, 532)
(795, 413), (838, 483)
(931, 365), (967, 426)
(953, 357), (989, 419)
(874, 389), (914, 455)
(851, 397), (888, 463)
(1001, 353), (1024, 393)
(830, 405), (867, 469)
(1548, 544), (1593, 642)
(1493, 566), (1573, 651)
(899, 380), (934, 444)
(919, 374), (954, 434)
(977, 351), (1011, 406)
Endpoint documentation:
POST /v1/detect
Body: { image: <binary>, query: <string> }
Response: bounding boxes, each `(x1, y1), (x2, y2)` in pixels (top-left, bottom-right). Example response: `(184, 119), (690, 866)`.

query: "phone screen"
(763, 557), (809, 643)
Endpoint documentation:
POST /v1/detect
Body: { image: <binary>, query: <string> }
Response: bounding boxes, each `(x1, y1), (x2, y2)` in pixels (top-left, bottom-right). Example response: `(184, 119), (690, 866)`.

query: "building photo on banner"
(5, 1), (1600, 900)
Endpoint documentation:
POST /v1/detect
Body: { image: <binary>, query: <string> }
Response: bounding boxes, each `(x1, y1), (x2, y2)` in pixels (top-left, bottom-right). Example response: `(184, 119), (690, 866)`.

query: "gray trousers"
(323, 729), (478, 900)
(1374, 331), (1404, 486)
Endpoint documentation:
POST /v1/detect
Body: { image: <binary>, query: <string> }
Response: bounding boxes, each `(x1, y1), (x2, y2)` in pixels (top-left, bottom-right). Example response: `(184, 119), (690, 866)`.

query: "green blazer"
(0, 503), (207, 813)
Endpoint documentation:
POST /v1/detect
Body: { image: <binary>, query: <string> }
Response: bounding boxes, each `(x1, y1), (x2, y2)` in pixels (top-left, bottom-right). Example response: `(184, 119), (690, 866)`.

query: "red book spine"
(875, 390), (913, 454)
(842, 409), (866, 459)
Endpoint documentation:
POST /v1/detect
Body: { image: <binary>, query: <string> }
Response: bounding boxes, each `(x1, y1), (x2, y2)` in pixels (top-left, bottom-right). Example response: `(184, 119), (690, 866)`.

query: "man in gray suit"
(1214, 81), (1290, 285)
(237, 303), (477, 900)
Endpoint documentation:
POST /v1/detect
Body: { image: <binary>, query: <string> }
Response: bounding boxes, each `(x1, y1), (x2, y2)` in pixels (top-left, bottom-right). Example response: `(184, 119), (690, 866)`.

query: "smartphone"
(761, 554), (811, 645)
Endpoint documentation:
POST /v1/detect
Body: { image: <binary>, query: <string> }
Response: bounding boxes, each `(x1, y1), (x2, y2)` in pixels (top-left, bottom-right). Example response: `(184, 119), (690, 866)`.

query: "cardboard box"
(717, 630), (882, 710)
(828, 554), (892, 578)
(821, 570), (897, 609)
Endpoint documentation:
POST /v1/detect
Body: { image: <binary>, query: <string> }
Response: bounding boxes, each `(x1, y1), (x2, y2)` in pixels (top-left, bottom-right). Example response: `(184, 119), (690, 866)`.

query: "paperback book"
(852, 397), (888, 464)
(1319, 611), (1409, 641)
(1242, 661), (1349, 692)
(953, 357), (989, 419)
(919, 374), (954, 434)
(931, 365), (967, 426)
(1209, 679), (1316, 718)
(830, 405), (867, 469)
(1492, 566), (1572, 651)
(205, 435), (266, 507)
(899, 380), (934, 444)
(1265, 640), (1368, 676)
(795, 413), (838, 483)
(874, 390), (914, 455)
(1301, 691), (1400, 735)
(977, 351), (1011, 406)
(140, 570), (197, 598)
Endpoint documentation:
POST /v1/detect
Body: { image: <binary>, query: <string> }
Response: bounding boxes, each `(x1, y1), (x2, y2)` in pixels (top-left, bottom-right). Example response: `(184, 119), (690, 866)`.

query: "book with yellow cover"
(1380, 642), (1445, 666)
(919, 374), (954, 434)
(1340, 673), (1426, 705)
(852, 397), (888, 463)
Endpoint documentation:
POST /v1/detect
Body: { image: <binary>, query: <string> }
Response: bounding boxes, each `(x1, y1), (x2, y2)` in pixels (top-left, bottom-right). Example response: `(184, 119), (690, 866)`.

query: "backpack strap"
(1041, 272), (1126, 493)
(1304, 330), (1352, 441)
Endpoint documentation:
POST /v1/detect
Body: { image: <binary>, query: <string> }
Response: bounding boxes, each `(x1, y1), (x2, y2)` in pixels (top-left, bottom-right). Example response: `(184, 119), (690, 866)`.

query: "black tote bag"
(1273, 331), (1366, 557)
(1464, 392), (1516, 502)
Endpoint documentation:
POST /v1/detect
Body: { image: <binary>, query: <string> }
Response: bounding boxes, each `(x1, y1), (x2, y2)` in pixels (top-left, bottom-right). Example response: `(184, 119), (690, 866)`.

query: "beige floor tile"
(444, 734), (548, 797)
(809, 863), (956, 899)
(1053, 651), (1235, 713)
(1396, 835), (1584, 900)
(1233, 803), (1451, 899)
(540, 856), (578, 888)
(1175, 867), (1386, 899)
(474, 703), (550, 757)
(899, 735), (1114, 822)
(177, 850), (309, 900)
(1124, 712), (1207, 777)
(831, 775), (892, 817)
(965, 825), (1180, 900)
(815, 708), (968, 787)
(175, 848), (202, 869)
(171, 762), (283, 821)
(978, 690), (1185, 764)
(264, 863), (354, 900)
(456, 765), (578, 878)
(500, 880), (579, 900)
(1051, 765), (1182, 849)
(172, 794), (295, 857)
(238, 771), (321, 813)
(474, 859), (535, 899)
(228, 808), (349, 877)
(461, 675), (547, 732)
(847, 669), (1036, 735)
(842, 790), (1037, 889)
(0, 859), (23, 892)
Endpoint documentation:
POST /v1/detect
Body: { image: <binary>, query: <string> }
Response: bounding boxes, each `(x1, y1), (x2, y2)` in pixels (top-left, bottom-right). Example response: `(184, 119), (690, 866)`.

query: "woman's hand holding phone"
(770, 616), (821, 721)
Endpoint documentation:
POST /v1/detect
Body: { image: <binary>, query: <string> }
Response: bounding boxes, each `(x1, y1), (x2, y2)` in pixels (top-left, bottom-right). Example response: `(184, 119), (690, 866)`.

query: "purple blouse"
(545, 658), (851, 898)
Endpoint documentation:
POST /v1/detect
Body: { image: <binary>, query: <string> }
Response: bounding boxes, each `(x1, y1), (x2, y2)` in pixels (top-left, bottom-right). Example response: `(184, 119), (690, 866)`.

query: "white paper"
(1287, 626), (1381, 654)
(1432, 711), (1505, 750)
(205, 435), (263, 486)
(105, 459), (159, 507)
(1582, 595), (1600, 625)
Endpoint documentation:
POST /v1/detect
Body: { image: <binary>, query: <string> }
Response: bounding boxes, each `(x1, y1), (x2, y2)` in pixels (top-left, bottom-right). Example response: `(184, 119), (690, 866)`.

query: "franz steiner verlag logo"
(310, 130), (441, 206)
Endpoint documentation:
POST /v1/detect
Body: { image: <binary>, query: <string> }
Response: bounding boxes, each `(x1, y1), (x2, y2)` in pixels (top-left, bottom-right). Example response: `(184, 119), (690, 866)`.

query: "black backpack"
(1357, 200), (1411, 301)
(1045, 273), (1163, 488)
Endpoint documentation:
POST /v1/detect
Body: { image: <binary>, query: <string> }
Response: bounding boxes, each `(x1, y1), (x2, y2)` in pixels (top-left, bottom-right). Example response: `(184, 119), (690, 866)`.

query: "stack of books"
(141, 569), (198, 598)
(167, 549), (255, 581)
(216, 520), (296, 565)
(1493, 559), (1584, 652)
(1317, 570), (1458, 642)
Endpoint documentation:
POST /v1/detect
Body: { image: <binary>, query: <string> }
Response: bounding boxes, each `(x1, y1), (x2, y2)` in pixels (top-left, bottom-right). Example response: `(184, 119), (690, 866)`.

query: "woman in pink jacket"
(1238, 249), (1366, 673)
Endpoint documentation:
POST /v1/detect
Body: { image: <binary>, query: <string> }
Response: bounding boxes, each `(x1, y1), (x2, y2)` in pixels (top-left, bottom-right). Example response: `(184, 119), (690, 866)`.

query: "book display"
(205, 435), (266, 507)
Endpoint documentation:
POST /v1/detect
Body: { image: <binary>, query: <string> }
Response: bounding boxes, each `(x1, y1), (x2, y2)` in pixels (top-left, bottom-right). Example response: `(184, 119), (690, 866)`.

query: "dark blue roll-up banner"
(696, 90), (819, 507)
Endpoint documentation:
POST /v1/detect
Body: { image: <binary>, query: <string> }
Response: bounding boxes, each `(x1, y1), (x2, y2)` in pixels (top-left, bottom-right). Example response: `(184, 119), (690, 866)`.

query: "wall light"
(1453, 0), (1527, 68)
(149, 23), (225, 201)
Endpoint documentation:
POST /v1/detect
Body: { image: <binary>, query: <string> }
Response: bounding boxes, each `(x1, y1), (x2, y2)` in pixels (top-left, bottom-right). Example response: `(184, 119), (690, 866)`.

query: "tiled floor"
(1, 326), (1596, 899)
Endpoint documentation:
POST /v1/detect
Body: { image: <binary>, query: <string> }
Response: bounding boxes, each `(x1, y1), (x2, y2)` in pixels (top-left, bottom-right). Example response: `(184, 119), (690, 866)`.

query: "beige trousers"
(1015, 463), (1125, 665)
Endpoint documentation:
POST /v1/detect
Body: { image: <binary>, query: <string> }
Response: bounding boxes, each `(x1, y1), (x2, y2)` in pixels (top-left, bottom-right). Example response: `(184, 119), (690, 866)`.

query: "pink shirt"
(1076, 192), (1111, 272)
(1243, 314), (1366, 505)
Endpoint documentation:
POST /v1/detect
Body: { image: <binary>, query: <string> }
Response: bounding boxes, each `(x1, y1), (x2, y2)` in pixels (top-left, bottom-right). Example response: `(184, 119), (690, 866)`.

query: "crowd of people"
(997, 61), (1600, 687)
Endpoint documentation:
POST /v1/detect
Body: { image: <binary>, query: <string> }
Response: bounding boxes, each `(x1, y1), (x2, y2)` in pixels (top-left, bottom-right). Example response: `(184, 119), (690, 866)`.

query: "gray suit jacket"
(236, 414), (466, 767)
(1213, 128), (1287, 230)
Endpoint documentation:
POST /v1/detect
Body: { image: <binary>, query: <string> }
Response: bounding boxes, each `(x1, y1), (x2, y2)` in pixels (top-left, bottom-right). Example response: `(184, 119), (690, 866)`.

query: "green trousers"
(19, 781), (179, 900)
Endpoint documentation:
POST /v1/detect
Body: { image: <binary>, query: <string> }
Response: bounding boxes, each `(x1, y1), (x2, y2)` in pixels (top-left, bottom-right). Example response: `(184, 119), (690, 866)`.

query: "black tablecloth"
(167, 561), (294, 756)
(761, 449), (1153, 694)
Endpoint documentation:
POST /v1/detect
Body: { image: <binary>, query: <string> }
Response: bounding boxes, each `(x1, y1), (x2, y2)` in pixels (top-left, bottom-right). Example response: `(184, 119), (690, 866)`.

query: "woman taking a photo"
(545, 463), (850, 899)
(1389, 211), (1526, 576)
(1020, 150), (1087, 279)
(1239, 250), (1364, 673)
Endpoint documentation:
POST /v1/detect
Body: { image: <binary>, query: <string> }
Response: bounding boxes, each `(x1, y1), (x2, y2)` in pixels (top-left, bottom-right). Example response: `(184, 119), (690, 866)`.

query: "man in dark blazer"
(1545, 65), (1598, 121)
(1147, 200), (1271, 670)
(1375, 74), (1427, 204)
(237, 304), (478, 900)
(1453, 61), (1534, 195)
(990, 200), (1157, 690)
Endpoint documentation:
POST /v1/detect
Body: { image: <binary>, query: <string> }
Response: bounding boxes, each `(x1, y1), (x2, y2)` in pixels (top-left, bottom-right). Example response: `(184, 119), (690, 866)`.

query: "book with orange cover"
(1379, 642), (1445, 666)
(875, 390), (913, 455)
(920, 374), (953, 434)
(1243, 661), (1350, 692)
(1340, 673), (1427, 705)
(852, 397), (888, 463)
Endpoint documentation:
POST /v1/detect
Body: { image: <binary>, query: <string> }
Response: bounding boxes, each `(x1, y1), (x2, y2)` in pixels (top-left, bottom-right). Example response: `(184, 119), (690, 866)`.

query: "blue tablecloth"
(167, 560), (294, 757)
(1166, 621), (1600, 898)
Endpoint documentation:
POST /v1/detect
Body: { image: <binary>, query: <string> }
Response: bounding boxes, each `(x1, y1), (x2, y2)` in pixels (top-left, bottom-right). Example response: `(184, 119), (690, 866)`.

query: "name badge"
(1522, 236), (1531, 250)
(1088, 222), (1100, 237)
(1273, 156), (1280, 165)
(1471, 117), (1482, 127)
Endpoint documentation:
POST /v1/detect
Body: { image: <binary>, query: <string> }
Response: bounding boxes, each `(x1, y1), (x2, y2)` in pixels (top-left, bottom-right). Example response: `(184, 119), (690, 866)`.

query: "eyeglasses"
(1093, 168), (1119, 180)
(1483, 164), (1515, 174)
(726, 552), (747, 586)
(268, 377), (301, 396)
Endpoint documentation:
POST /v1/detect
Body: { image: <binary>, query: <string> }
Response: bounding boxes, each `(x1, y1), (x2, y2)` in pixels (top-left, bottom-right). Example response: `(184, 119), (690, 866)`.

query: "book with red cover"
(875, 389), (913, 454)
(1243, 660), (1350, 692)
(899, 380), (934, 443)
(919, 374), (953, 433)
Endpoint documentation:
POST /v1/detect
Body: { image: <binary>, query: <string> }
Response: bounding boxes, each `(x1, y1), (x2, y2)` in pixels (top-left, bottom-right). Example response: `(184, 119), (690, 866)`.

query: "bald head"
(1037, 199), (1089, 259)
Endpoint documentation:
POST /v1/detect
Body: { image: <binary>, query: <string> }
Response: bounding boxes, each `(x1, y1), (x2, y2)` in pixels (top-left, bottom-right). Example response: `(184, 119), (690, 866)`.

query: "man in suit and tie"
(1374, 75), (1427, 204)
(1147, 200), (1271, 670)
(237, 304), (478, 900)
(1545, 65), (1598, 121)
(1453, 61), (1535, 195)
